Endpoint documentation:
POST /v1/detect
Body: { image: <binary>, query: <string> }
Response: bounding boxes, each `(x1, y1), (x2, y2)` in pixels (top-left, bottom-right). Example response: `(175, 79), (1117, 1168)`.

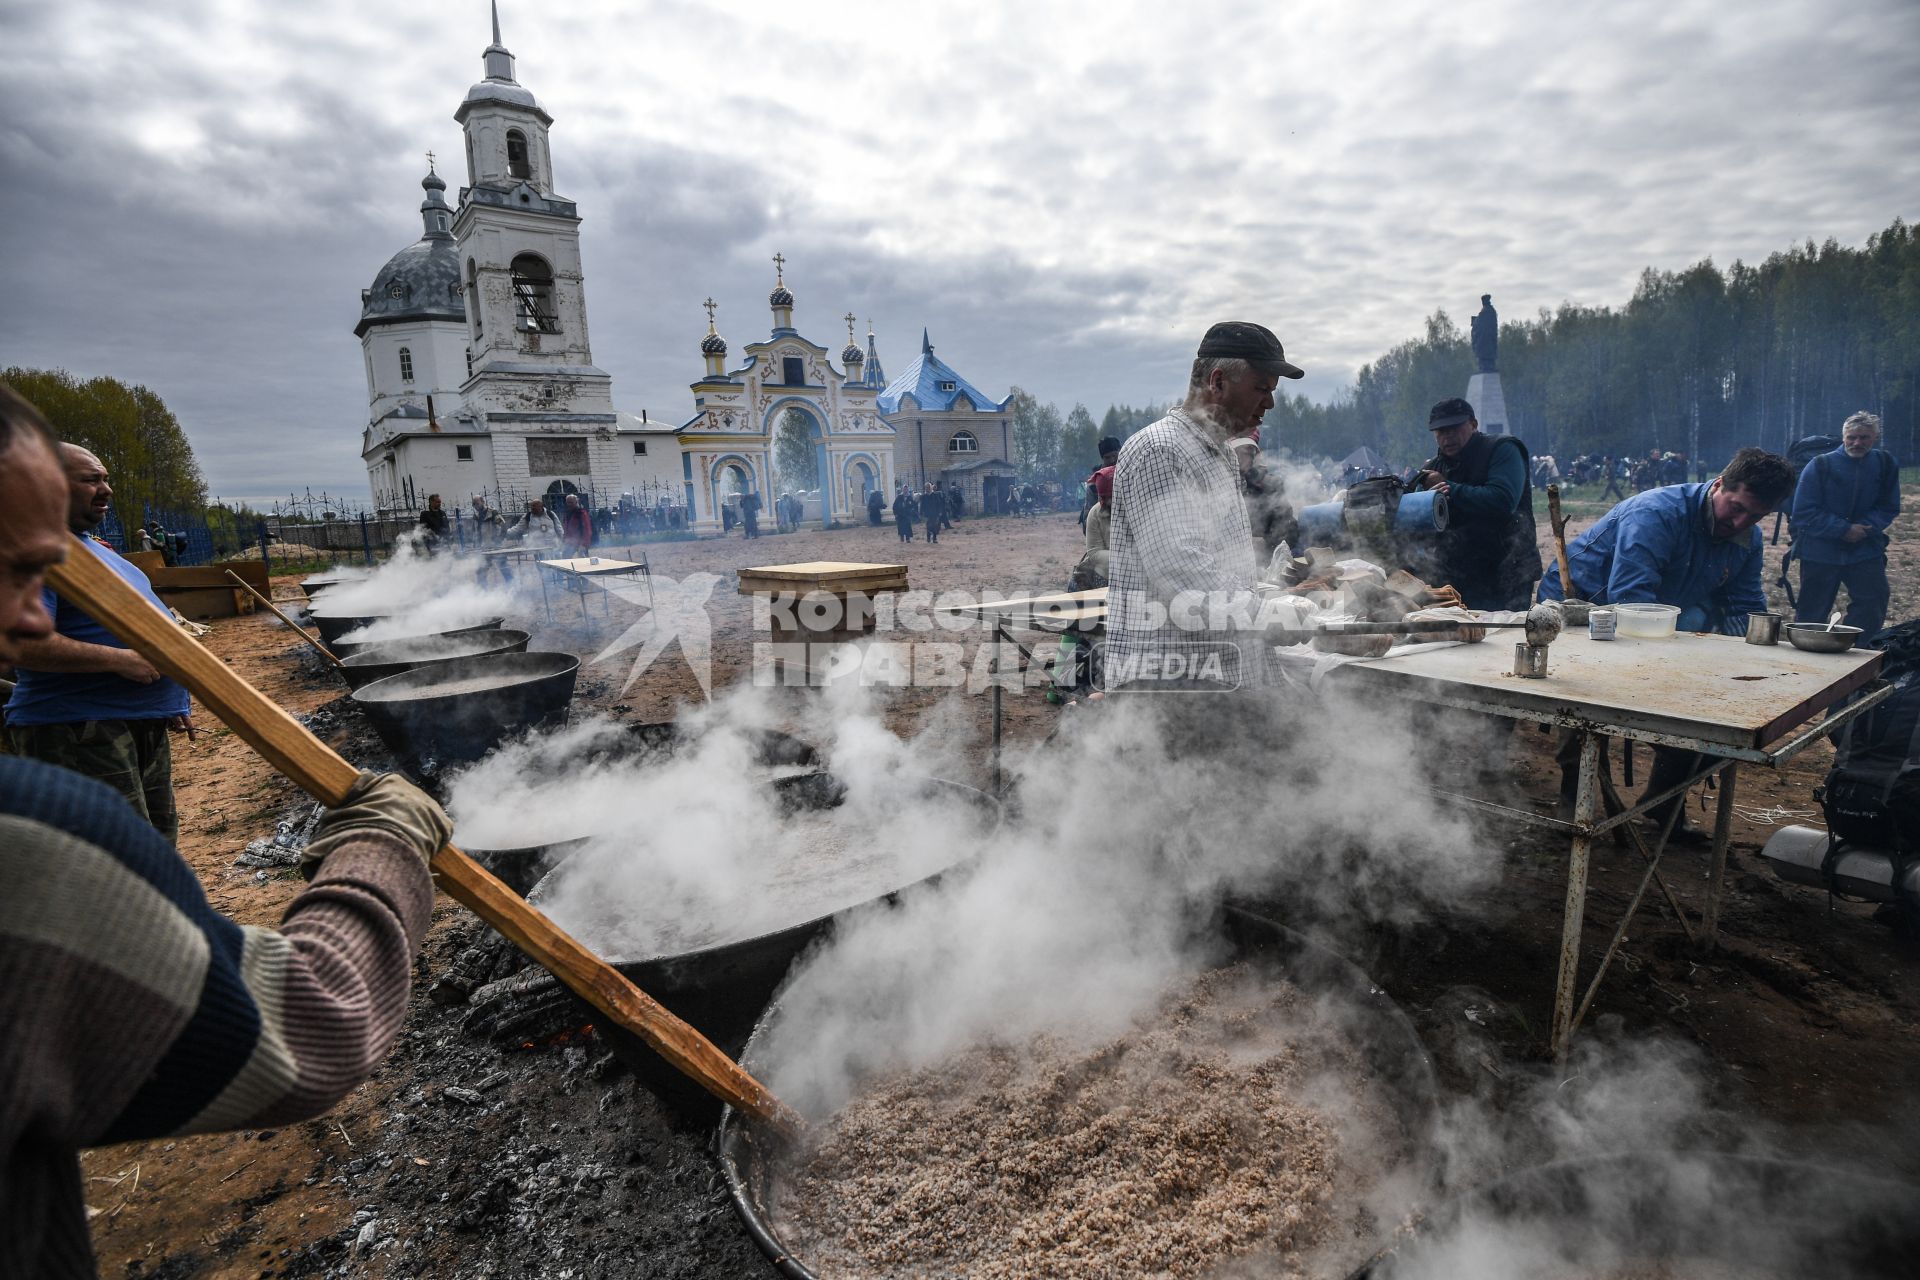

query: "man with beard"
(1105, 321), (1304, 692)
(1540, 446), (1797, 839)
(4, 443), (195, 842)
(1413, 398), (1542, 610)
(0, 382), (450, 1280)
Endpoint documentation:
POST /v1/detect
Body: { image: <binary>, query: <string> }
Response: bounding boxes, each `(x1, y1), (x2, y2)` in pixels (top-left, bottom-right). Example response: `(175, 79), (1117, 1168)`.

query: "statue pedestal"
(1466, 371), (1509, 436)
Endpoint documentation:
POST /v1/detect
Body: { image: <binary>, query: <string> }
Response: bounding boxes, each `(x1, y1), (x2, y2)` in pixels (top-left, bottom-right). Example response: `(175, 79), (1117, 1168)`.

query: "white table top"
(1339, 629), (1883, 751)
(539, 557), (647, 576)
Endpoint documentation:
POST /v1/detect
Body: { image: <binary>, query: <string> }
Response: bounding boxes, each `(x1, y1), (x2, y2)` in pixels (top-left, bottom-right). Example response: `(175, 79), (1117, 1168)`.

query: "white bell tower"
(450, 1), (616, 502)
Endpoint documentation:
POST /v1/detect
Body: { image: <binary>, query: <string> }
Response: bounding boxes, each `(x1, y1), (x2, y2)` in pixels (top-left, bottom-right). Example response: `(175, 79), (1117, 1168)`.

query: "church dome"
(702, 331), (728, 356)
(463, 77), (543, 113)
(356, 235), (463, 337)
(769, 282), (794, 308)
(842, 342), (864, 365)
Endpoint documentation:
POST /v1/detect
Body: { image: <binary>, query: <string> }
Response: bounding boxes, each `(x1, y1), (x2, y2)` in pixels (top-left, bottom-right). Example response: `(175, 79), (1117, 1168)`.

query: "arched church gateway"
(678, 266), (897, 532)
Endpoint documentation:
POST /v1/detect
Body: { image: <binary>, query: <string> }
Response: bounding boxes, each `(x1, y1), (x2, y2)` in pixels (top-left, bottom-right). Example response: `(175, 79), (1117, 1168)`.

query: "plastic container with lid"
(1612, 602), (1680, 639)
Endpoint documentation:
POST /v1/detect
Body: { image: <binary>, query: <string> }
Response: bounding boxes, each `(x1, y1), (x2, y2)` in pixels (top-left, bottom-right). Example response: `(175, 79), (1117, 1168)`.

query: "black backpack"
(1820, 620), (1920, 852)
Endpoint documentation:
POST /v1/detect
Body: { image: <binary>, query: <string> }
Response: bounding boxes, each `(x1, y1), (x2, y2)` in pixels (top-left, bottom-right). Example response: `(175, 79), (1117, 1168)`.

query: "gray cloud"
(1, 0), (1916, 500)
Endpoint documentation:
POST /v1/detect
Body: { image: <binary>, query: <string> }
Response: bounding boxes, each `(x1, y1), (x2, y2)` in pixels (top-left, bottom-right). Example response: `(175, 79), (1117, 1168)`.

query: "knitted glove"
(302, 771), (451, 879)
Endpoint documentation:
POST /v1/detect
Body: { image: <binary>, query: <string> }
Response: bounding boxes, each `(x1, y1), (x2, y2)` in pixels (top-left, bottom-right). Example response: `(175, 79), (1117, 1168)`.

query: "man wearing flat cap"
(1105, 321), (1304, 691)
(1413, 398), (1542, 610)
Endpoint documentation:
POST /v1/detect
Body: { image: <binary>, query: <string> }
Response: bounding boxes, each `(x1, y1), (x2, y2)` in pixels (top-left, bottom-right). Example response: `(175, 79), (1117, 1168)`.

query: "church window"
(465, 348), (474, 376)
(948, 431), (979, 454)
(633, 441), (648, 456)
(511, 254), (560, 333)
(398, 347), (414, 382)
(938, 380), (957, 393)
(466, 260), (482, 337)
(456, 444), (474, 461)
(506, 130), (531, 180)
(782, 357), (806, 385)
(387, 282), (407, 300)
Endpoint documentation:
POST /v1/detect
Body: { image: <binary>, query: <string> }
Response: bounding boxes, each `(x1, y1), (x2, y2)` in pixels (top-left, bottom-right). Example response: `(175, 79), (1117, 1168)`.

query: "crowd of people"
(1075, 321), (1904, 831)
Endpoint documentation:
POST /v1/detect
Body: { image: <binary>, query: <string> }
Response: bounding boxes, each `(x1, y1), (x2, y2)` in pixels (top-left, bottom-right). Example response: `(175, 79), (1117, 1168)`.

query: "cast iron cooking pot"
(327, 617), (507, 658)
(1346, 1151), (1917, 1279)
(350, 651), (579, 779)
(718, 904), (1441, 1280)
(335, 628), (530, 692)
(527, 772), (1001, 1111)
(458, 721), (821, 894)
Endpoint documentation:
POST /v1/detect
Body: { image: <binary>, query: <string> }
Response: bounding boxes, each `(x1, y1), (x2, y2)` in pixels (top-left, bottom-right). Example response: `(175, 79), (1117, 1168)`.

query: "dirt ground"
(81, 497), (1919, 1278)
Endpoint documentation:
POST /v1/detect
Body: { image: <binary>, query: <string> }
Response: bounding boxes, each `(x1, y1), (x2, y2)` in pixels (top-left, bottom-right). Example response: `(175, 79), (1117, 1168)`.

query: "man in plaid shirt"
(1105, 322), (1304, 691)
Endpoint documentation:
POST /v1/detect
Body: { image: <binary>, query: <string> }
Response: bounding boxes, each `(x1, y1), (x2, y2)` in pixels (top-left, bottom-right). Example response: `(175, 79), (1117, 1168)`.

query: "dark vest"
(1424, 432), (1543, 610)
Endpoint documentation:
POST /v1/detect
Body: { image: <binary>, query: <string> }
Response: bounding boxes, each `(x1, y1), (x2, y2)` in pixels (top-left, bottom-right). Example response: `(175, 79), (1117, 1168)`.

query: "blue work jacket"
(1790, 448), (1901, 566)
(1539, 482), (1768, 636)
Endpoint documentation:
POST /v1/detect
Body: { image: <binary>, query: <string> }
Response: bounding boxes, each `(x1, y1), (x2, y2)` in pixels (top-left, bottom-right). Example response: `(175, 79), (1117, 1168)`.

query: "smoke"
(754, 682), (1500, 1118)
(441, 683), (991, 964)
(304, 542), (531, 642)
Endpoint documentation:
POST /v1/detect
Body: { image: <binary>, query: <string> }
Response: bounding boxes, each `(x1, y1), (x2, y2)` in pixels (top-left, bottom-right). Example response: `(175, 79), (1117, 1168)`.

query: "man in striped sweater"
(0, 383), (450, 1278)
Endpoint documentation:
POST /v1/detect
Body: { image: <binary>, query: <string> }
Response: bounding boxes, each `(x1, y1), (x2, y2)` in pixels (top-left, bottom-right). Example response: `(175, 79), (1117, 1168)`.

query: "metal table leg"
(1702, 763), (1739, 945)
(1552, 730), (1602, 1061)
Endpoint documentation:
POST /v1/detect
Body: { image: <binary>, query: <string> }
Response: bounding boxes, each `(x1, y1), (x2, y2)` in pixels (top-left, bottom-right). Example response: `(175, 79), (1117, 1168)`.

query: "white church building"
(357, 5), (1014, 529)
(357, 10), (678, 515)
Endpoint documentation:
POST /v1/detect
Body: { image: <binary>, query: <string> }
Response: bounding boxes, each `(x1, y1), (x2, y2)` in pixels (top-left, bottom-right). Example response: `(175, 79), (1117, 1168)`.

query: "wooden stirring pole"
(1546, 484), (1578, 599)
(54, 538), (802, 1138)
(224, 570), (346, 671)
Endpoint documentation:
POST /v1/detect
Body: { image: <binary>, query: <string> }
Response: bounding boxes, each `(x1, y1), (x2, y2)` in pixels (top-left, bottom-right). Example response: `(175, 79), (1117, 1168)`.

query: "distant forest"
(1018, 217), (1919, 482)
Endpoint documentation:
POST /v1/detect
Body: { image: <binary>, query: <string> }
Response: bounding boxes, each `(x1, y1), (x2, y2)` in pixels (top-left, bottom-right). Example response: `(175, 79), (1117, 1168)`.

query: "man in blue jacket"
(1791, 411), (1901, 637)
(1540, 447), (1797, 839)
(4, 444), (195, 843)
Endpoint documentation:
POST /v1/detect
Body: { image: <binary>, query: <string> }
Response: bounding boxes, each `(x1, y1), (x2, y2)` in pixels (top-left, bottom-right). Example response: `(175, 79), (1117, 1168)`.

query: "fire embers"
(773, 964), (1406, 1279)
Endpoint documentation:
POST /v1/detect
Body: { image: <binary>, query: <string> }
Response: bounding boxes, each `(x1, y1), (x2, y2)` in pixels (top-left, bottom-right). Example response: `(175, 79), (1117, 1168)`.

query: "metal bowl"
(456, 723), (821, 893)
(335, 628), (531, 691)
(351, 651), (580, 779)
(532, 773), (1001, 1112)
(720, 905), (1439, 1280)
(329, 617), (507, 658)
(1785, 622), (1862, 653)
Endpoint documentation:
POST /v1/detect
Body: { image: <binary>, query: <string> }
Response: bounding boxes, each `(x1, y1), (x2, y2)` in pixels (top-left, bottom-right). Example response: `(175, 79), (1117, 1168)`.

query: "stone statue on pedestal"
(1470, 294), (1498, 373)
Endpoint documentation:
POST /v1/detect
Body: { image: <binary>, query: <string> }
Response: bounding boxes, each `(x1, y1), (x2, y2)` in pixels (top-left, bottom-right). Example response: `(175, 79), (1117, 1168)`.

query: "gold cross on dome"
(844, 312), (857, 341)
(425, 150), (437, 173)
(702, 296), (717, 327)
(772, 252), (786, 281)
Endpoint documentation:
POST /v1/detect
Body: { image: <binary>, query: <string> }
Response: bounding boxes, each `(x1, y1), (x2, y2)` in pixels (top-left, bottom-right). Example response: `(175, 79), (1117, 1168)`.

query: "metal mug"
(1514, 642), (1550, 678)
(1745, 612), (1784, 645)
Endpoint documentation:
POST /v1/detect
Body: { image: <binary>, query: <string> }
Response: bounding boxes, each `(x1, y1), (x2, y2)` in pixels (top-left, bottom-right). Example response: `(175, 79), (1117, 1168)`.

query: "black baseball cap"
(1197, 321), (1305, 380)
(1428, 398), (1476, 429)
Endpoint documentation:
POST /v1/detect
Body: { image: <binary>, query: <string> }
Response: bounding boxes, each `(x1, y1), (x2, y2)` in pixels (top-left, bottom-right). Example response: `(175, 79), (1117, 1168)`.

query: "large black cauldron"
(718, 905), (1440, 1280)
(328, 617), (507, 658)
(1348, 1151), (1917, 1279)
(458, 722), (820, 894)
(336, 628), (530, 692)
(351, 651), (579, 780)
(528, 772), (1000, 1110)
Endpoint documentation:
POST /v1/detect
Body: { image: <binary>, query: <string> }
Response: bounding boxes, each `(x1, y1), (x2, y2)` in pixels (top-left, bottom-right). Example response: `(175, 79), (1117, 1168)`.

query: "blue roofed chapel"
(878, 329), (1017, 512)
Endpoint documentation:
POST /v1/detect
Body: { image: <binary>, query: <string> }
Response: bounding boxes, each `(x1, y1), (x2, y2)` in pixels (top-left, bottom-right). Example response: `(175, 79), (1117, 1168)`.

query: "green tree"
(1059, 404), (1100, 479)
(1009, 387), (1065, 482)
(3, 367), (207, 528)
(774, 406), (819, 489)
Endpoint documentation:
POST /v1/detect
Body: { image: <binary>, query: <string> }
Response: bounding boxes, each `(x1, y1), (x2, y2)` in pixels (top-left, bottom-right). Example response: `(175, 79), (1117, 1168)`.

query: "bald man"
(3, 443), (195, 841)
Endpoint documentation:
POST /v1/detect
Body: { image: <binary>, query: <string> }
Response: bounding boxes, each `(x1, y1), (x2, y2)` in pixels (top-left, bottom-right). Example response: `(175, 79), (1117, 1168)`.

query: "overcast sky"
(3, 0), (1916, 503)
